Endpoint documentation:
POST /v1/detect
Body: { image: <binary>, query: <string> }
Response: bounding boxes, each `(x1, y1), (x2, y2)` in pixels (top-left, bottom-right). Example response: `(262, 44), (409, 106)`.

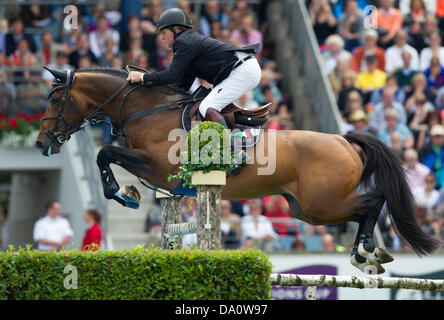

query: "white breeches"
(199, 51), (262, 118)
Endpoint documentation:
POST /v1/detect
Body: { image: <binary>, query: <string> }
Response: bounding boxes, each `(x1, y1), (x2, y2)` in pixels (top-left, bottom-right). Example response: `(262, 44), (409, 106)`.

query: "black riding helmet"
(157, 8), (193, 33)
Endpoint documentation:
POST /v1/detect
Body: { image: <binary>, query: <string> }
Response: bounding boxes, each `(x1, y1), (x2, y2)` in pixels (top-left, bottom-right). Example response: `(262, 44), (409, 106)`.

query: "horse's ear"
(43, 67), (67, 83)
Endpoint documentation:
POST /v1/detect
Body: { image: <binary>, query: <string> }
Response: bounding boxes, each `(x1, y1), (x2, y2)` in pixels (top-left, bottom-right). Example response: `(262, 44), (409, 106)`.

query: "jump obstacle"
(158, 170), (226, 250)
(157, 172), (444, 300)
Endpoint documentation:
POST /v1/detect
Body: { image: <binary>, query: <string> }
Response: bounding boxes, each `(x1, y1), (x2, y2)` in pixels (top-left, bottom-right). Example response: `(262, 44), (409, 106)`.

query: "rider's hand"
(127, 71), (144, 83)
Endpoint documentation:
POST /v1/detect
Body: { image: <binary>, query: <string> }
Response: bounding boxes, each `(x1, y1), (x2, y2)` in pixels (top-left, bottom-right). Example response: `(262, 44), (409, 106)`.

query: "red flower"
(0, 122), (6, 130)
(6, 118), (18, 128)
(0, 113), (3, 120)
(109, 259), (113, 263)
(65, 260), (69, 263)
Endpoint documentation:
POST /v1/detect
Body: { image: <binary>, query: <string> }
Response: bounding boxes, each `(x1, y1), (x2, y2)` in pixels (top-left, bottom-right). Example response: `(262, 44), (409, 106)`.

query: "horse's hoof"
(350, 254), (385, 275)
(113, 185), (141, 209)
(375, 248), (394, 264)
(363, 262), (385, 275)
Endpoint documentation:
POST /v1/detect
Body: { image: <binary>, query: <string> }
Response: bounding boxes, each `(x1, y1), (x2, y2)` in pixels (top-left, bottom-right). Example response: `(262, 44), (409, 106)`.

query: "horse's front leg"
(97, 145), (146, 209)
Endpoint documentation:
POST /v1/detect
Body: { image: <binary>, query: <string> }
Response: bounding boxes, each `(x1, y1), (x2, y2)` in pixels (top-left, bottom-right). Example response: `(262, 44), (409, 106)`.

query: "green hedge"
(0, 247), (273, 300)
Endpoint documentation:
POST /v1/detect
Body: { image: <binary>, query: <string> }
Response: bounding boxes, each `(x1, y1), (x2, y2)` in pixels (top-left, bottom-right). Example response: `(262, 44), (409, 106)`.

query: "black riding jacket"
(142, 28), (259, 91)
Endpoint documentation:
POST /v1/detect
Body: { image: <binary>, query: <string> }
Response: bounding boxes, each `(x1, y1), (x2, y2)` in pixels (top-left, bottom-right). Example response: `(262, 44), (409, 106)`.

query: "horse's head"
(36, 67), (86, 156)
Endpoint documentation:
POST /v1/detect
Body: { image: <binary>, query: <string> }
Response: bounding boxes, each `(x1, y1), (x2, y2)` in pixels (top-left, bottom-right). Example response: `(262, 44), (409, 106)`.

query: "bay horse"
(35, 67), (440, 275)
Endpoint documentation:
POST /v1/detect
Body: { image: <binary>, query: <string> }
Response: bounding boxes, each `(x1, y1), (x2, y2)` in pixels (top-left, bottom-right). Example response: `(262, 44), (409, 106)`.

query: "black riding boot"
(205, 108), (250, 175)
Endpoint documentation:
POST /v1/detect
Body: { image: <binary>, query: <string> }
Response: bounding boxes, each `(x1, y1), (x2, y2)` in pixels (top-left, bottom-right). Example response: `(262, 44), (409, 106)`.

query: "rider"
(127, 8), (262, 172)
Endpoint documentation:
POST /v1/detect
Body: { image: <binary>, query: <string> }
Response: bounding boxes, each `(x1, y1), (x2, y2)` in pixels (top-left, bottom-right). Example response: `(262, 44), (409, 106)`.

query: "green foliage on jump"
(168, 121), (233, 187)
(0, 246), (272, 300)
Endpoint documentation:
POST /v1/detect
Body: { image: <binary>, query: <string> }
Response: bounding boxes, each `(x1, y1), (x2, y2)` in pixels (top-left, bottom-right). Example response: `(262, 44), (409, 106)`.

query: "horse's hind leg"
(97, 145), (142, 209)
(350, 194), (394, 274)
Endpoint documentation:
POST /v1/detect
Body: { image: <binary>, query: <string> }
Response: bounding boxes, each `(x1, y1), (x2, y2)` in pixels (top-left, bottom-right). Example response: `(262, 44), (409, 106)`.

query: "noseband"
(41, 69), (132, 146)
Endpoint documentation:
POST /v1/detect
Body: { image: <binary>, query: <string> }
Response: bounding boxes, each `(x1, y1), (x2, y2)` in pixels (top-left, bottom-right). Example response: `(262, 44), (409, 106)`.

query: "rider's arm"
(142, 36), (200, 87)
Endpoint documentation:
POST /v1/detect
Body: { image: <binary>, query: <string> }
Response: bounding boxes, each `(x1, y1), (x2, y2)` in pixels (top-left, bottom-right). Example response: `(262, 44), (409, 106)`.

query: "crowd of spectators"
(311, 0), (444, 251)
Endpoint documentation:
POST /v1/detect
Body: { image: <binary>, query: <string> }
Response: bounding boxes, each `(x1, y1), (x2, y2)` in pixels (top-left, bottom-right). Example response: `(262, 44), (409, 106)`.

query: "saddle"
(181, 86), (271, 148)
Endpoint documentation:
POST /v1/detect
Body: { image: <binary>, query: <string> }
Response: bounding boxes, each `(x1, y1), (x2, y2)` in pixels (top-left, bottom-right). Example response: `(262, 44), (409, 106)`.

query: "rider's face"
(160, 28), (175, 48)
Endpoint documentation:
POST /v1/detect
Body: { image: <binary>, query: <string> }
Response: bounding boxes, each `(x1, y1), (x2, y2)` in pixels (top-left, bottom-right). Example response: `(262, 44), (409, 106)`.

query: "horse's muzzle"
(36, 134), (61, 156)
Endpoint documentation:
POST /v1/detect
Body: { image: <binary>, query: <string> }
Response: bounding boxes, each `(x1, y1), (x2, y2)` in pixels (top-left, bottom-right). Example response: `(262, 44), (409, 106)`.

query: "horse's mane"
(74, 67), (189, 96)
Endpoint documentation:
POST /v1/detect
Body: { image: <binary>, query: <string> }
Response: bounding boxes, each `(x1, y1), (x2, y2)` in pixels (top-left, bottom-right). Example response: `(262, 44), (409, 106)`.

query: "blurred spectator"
(419, 124), (444, 188)
(220, 200), (241, 249)
(87, 4), (107, 33)
(337, 69), (361, 112)
(374, 0), (403, 48)
(42, 50), (74, 87)
(322, 34), (352, 75)
(416, 109), (442, 149)
(419, 30), (444, 71)
(410, 13), (440, 54)
(304, 224), (330, 251)
(331, 0), (369, 18)
(33, 201), (73, 251)
(124, 36), (147, 67)
(328, 52), (352, 96)
(401, 0), (428, 34)
(385, 29), (420, 74)
(16, 53), (47, 115)
(408, 93), (435, 143)
(200, 0), (229, 37)
(36, 32), (63, 67)
(135, 53), (150, 70)
(111, 55), (124, 69)
(68, 33), (98, 69)
(78, 55), (94, 69)
(262, 195), (300, 251)
(141, 0), (163, 36)
(413, 198), (435, 236)
(369, 86), (407, 131)
(262, 195), (291, 235)
(404, 148), (431, 190)
(89, 15), (120, 60)
(413, 173), (440, 215)
(99, 37), (119, 68)
(120, 14), (155, 56)
(0, 70), (17, 117)
(337, 0), (365, 52)
(369, 75), (406, 107)
(231, 13), (263, 53)
(5, 17), (37, 56)
(377, 108), (415, 148)
(240, 199), (278, 252)
(350, 30), (385, 73)
(20, 4), (51, 28)
(343, 89), (364, 119)
(399, 0), (435, 16)
(9, 38), (37, 67)
(347, 109), (373, 134)
(81, 209), (102, 251)
(424, 56), (444, 93)
(355, 53), (387, 99)
(308, 0), (338, 46)
(393, 50), (420, 94)
(228, 0), (256, 31)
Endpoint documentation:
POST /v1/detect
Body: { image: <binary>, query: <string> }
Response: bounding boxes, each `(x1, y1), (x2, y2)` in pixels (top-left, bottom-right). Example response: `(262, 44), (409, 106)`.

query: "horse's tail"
(343, 132), (440, 256)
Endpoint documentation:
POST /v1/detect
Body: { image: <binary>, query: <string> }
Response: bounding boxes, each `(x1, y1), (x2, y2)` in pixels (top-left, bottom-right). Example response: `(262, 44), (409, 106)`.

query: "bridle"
(41, 69), (133, 146)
